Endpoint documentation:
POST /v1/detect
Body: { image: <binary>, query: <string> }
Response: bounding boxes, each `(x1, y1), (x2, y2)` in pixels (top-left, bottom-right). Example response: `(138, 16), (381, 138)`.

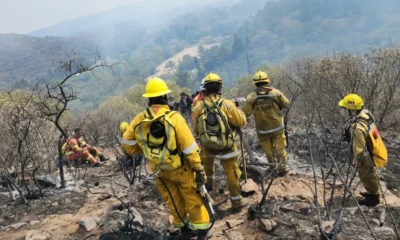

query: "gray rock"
(79, 217), (98, 232)
(254, 155), (269, 165)
(36, 176), (61, 188)
(29, 220), (41, 226)
(346, 207), (358, 215)
(76, 180), (85, 186)
(296, 150), (310, 157)
(321, 220), (335, 234)
(51, 202), (59, 207)
(374, 226), (395, 239)
(72, 186), (85, 194)
(10, 222), (27, 230)
(360, 205), (369, 213)
(281, 202), (311, 215)
(257, 218), (277, 232)
(371, 219), (380, 226)
(98, 193), (112, 201)
(241, 178), (258, 194)
(141, 201), (155, 209)
(129, 207), (144, 226)
(25, 230), (51, 240)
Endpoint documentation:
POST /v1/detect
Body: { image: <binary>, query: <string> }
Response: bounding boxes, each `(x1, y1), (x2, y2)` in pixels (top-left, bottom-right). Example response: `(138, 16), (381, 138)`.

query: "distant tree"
(176, 70), (190, 87)
(165, 60), (176, 69)
(13, 78), (31, 90)
(179, 55), (197, 71)
(231, 34), (246, 58)
(36, 52), (120, 187)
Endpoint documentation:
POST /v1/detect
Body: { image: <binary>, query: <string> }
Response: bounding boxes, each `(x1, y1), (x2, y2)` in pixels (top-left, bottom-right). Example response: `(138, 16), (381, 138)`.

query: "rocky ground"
(1, 130), (400, 240)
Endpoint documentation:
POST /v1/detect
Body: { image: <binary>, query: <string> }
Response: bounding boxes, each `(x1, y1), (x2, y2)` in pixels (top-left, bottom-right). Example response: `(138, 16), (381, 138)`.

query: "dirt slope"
(2, 150), (400, 240)
(149, 43), (219, 79)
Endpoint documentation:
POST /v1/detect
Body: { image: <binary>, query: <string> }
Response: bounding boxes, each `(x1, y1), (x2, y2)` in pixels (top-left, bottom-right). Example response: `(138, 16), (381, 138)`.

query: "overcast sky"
(0, 0), (140, 34)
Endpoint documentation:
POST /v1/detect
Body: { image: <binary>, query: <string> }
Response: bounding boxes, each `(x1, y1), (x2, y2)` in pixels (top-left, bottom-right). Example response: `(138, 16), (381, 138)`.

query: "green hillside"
(2, 0), (400, 111)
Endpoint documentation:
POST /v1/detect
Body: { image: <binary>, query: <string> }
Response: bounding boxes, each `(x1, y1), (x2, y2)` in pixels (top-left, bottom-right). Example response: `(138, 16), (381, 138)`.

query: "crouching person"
(64, 128), (107, 167)
(121, 78), (211, 239)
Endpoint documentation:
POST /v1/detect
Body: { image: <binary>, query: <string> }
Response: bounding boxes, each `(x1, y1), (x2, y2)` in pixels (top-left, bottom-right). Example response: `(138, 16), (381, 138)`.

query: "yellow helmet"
(143, 78), (171, 98)
(253, 71), (270, 85)
(338, 94), (364, 110)
(204, 72), (222, 85)
(119, 122), (129, 134)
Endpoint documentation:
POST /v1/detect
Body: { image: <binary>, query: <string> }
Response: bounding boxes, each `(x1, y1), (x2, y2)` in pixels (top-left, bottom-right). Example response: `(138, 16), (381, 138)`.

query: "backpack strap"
(216, 98), (225, 107)
(163, 110), (181, 156)
(209, 97), (233, 141)
(356, 111), (375, 131)
(202, 99), (212, 110)
(145, 108), (154, 120)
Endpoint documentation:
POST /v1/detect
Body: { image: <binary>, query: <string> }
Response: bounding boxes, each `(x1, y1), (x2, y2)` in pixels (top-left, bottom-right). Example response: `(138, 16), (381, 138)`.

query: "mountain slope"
(190, 0), (400, 85)
(0, 34), (95, 87)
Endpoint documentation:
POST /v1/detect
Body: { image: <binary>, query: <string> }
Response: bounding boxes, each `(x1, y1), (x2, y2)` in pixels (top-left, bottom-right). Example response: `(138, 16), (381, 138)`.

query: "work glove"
(342, 127), (351, 143)
(194, 167), (207, 185)
(234, 98), (240, 107)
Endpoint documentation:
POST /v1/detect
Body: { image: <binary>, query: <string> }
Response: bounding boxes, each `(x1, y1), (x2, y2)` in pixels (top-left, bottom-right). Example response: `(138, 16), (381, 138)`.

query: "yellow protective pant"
(358, 156), (379, 195)
(87, 146), (102, 157)
(201, 148), (242, 201)
(155, 164), (210, 230)
(257, 130), (288, 171)
(67, 150), (97, 164)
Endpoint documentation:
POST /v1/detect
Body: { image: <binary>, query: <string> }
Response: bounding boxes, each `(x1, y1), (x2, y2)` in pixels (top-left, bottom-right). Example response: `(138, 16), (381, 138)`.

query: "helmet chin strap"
(347, 107), (363, 118)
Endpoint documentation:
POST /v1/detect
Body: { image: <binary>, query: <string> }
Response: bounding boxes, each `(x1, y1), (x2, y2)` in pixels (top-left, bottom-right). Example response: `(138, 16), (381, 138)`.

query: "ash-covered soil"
(1, 128), (400, 240)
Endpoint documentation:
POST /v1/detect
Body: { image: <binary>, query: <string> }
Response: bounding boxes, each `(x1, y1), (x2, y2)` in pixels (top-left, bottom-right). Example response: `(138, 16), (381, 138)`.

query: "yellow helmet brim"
(338, 99), (346, 108)
(142, 89), (171, 98)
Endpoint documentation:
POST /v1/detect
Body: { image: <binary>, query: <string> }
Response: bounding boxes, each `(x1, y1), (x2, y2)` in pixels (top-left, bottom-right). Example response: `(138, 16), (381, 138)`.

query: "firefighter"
(338, 94), (380, 207)
(180, 92), (193, 120)
(191, 79), (206, 122)
(64, 128), (107, 167)
(193, 72), (248, 209)
(121, 78), (210, 239)
(242, 71), (290, 177)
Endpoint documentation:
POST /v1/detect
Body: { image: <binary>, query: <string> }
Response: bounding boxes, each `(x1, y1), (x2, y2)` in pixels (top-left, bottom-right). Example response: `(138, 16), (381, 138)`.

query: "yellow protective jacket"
(64, 137), (82, 156)
(77, 137), (89, 148)
(121, 104), (202, 172)
(243, 85), (290, 135)
(349, 109), (372, 165)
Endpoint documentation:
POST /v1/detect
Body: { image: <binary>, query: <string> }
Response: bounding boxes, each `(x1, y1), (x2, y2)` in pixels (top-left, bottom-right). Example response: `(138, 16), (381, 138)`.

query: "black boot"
(360, 192), (369, 198)
(196, 230), (208, 240)
(99, 155), (109, 162)
(196, 230), (212, 240)
(205, 183), (214, 192)
(93, 162), (104, 168)
(358, 194), (379, 207)
(179, 226), (193, 239)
